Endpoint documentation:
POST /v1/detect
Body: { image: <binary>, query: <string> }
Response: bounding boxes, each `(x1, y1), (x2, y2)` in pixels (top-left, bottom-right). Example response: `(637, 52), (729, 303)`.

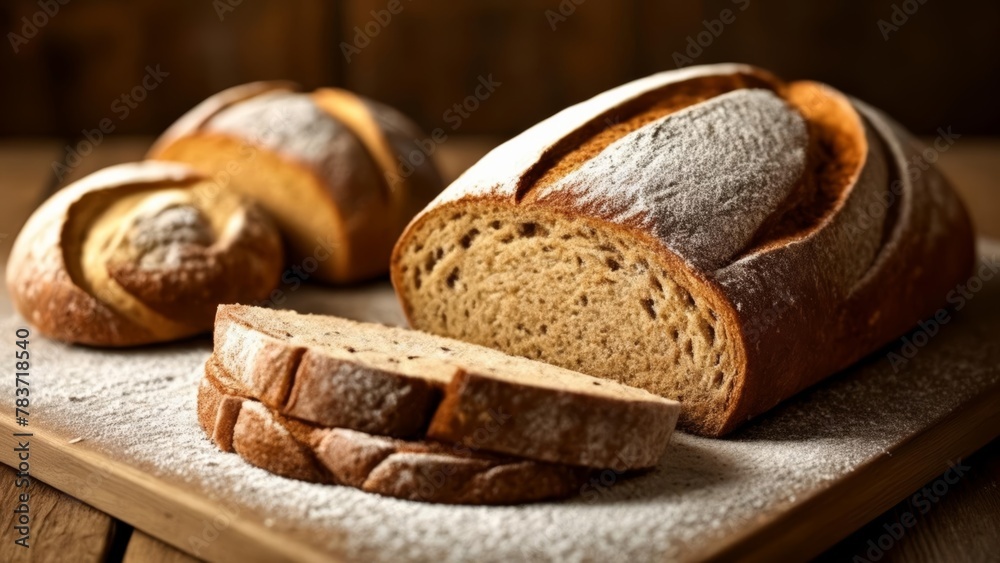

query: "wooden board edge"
(123, 530), (202, 563)
(0, 422), (338, 563)
(696, 381), (1000, 562)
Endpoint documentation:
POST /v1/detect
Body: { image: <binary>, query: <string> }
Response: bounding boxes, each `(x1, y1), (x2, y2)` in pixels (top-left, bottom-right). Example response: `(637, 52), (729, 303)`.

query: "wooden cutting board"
(0, 243), (997, 563)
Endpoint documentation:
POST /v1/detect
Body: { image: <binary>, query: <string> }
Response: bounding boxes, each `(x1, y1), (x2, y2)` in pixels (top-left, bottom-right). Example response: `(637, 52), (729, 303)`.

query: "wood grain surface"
(705, 384), (1000, 562)
(0, 422), (329, 563)
(123, 531), (200, 563)
(0, 137), (996, 561)
(3, 3), (997, 141)
(0, 465), (118, 562)
(819, 437), (1000, 562)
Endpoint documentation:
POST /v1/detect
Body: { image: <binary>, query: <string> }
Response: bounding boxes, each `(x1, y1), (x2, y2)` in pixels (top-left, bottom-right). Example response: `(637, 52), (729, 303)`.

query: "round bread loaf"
(6, 161), (284, 346)
(149, 82), (444, 283)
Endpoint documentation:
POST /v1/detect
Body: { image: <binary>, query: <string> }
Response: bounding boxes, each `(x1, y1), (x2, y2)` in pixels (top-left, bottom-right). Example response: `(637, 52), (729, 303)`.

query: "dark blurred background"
(2, 0), (998, 139)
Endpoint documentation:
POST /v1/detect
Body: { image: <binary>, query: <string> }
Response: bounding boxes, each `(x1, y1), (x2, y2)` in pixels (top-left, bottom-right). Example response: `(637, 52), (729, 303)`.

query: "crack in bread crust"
(518, 72), (779, 201)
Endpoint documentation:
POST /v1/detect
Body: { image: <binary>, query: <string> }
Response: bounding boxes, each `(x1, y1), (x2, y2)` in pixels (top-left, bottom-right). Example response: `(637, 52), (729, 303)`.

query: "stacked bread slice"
(198, 304), (681, 503)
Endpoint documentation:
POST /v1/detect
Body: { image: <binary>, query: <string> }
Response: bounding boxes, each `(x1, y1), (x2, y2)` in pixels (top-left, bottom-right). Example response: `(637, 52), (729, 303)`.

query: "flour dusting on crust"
(535, 89), (807, 270)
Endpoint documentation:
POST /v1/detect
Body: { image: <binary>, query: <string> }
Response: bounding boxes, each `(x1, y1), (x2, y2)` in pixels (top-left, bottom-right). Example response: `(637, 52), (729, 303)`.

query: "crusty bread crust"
(149, 84), (443, 283)
(6, 162), (284, 347)
(146, 80), (299, 157)
(213, 313), (441, 437)
(212, 304), (680, 469)
(197, 360), (590, 504)
(390, 64), (975, 436)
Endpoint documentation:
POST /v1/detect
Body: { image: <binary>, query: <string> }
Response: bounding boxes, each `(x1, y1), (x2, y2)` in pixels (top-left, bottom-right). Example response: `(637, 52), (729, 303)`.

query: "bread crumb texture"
(396, 206), (734, 429)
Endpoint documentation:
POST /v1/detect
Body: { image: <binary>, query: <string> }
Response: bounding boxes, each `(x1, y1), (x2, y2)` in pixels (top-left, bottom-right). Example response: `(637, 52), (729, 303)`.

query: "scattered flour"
(10, 242), (999, 561)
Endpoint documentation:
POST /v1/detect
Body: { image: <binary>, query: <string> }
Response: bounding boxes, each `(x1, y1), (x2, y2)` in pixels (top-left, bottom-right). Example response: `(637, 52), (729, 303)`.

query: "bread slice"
(212, 304), (680, 469)
(390, 63), (975, 437)
(198, 361), (331, 482)
(198, 361), (589, 504)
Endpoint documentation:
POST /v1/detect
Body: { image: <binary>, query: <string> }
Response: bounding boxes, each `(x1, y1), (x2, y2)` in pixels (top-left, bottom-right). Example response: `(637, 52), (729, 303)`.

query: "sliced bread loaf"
(212, 304), (680, 469)
(198, 360), (589, 504)
(390, 63), (975, 436)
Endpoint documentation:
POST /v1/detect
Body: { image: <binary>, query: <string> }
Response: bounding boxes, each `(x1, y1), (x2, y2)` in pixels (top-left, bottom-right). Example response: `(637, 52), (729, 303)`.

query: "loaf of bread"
(6, 162), (283, 346)
(212, 304), (680, 469)
(198, 359), (589, 504)
(148, 82), (444, 283)
(391, 63), (976, 436)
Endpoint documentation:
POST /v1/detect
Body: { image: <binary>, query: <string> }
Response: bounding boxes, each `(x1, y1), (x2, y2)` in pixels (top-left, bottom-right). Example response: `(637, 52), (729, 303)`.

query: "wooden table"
(0, 136), (996, 562)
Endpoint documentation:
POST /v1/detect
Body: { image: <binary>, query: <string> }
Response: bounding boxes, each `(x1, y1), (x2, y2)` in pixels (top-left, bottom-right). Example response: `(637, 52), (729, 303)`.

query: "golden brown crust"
(710, 100), (975, 436)
(425, 367), (678, 468)
(149, 84), (444, 283)
(311, 88), (446, 281)
(146, 80), (300, 158)
(316, 430), (587, 504)
(6, 161), (284, 347)
(211, 311), (442, 437)
(231, 401), (332, 483)
(196, 373), (245, 451)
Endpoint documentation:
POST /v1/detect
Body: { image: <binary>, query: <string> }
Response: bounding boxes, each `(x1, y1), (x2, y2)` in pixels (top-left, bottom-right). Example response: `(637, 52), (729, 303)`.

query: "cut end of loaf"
(215, 303), (679, 468)
(392, 203), (744, 435)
